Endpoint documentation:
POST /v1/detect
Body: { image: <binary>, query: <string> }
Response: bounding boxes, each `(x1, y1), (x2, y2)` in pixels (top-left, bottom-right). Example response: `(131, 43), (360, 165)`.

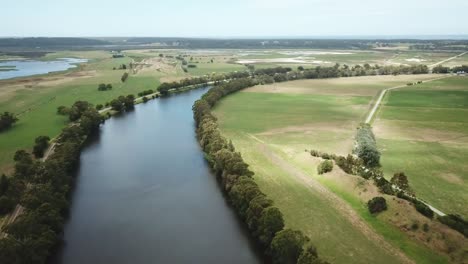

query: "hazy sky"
(2, 0), (468, 37)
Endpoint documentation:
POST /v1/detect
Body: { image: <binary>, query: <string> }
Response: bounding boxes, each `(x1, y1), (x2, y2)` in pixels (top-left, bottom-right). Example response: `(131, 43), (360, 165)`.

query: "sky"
(2, 0), (468, 37)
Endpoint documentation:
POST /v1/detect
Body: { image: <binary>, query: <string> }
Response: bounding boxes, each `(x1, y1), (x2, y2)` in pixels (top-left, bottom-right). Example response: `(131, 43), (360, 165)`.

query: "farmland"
(374, 76), (468, 218)
(213, 75), (466, 263)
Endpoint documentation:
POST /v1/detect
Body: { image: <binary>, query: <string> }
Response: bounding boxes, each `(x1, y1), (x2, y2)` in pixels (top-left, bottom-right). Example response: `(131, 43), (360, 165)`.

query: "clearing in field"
(374, 76), (468, 218)
(213, 75), (459, 264)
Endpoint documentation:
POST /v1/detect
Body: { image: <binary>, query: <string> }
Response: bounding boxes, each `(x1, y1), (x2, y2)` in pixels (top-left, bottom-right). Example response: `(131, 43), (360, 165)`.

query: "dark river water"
(53, 88), (262, 264)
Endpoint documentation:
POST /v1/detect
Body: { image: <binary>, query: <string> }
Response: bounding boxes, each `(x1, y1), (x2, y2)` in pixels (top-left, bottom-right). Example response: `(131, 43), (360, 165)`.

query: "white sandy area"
(405, 58), (426, 62)
(236, 58), (330, 64)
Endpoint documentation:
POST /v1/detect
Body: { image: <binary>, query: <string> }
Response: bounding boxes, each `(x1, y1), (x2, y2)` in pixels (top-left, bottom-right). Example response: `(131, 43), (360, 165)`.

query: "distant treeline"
(2, 37), (466, 51)
(193, 77), (329, 264)
(0, 37), (110, 48)
(124, 38), (468, 50)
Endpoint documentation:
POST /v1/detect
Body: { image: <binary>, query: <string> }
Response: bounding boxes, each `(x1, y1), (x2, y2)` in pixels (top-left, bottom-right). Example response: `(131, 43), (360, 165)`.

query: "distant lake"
(0, 58), (87, 80)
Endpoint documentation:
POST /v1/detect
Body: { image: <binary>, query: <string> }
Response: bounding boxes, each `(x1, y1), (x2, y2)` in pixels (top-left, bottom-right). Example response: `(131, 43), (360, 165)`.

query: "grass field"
(213, 75), (459, 264)
(374, 76), (468, 218)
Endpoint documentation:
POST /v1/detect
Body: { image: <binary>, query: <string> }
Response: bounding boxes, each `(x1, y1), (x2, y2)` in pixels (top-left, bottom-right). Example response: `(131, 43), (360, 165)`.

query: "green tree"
(110, 99), (124, 112)
(390, 172), (412, 193)
(32, 136), (50, 158)
(0, 112), (18, 132)
(270, 229), (309, 264)
(79, 109), (103, 134)
(258, 206), (285, 247)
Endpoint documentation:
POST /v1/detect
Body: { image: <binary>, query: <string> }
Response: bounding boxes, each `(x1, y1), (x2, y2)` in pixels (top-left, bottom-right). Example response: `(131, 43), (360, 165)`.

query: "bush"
(317, 160), (333, 175)
(367, 197), (387, 214)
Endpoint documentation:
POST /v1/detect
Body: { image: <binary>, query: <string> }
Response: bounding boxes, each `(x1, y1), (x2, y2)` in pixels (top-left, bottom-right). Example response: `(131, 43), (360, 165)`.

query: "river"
(52, 87), (262, 264)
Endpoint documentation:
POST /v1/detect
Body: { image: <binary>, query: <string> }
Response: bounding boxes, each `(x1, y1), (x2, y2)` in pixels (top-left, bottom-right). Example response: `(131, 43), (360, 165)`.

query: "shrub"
(96, 104), (103, 110)
(423, 223), (429, 232)
(367, 197), (387, 214)
(317, 160), (333, 175)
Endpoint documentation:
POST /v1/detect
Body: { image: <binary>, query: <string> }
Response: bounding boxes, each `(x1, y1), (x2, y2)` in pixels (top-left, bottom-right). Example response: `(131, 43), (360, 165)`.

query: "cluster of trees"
(110, 95), (135, 112)
(137, 89), (154, 97)
(367, 197), (387, 214)
(121, 72), (129, 82)
(158, 76), (211, 95)
(0, 101), (103, 263)
(354, 124), (381, 168)
(433, 64), (468, 73)
(193, 78), (327, 263)
(309, 148), (439, 220)
(438, 214), (468, 238)
(57, 101), (94, 122)
(97, 83), (113, 91)
(0, 112), (18, 132)
(317, 160), (333, 175)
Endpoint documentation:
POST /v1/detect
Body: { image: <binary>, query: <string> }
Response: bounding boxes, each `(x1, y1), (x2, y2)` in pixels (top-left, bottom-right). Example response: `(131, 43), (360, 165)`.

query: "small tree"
(317, 160), (333, 175)
(98, 83), (107, 91)
(391, 172), (412, 194)
(367, 197), (387, 214)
